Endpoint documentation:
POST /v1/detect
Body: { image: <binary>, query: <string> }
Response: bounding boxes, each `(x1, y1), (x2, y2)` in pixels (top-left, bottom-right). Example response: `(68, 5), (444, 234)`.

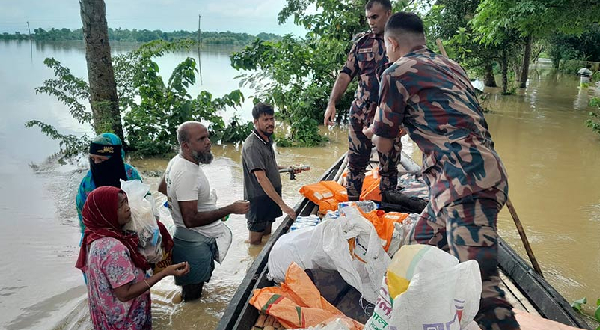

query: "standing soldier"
(367, 12), (520, 330)
(323, 0), (391, 200)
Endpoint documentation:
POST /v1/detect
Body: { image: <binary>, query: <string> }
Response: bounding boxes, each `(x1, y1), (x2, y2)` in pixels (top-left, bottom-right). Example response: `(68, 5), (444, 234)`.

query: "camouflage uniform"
(341, 32), (388, 200)
(372, 45), (519, 330)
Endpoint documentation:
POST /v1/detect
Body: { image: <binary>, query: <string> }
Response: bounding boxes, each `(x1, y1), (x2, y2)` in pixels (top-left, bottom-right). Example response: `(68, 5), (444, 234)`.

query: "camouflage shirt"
(342, 32), (388, 122)
(373, 45), (508, 214)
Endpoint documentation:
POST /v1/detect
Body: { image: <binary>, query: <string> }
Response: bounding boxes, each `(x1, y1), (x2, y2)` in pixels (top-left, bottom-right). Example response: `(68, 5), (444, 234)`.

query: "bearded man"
(159, 121), (249, 301)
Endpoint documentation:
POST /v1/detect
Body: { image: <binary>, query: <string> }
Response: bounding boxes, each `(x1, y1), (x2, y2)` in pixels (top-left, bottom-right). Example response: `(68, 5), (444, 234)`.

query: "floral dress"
(85, 237), (151, 330)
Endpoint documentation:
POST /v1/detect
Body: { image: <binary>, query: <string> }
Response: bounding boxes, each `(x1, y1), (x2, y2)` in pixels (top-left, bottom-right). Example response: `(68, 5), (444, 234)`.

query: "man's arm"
(179, 200), (249, 228)
(158, 175), (167, 195)
(324, 73), (352, 126)
(324, 39), (358, 127)
(253, 170), (296, 220)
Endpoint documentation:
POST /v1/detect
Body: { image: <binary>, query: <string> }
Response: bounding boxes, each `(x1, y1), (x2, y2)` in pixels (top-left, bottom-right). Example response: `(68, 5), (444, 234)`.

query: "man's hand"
(363, 125), (405, 140)
(282, 204), (297, 220)
(324, 104), (337, 126)
(362, 125), (374, 139)
(164, 262), (190, 276)
(229, 200), (250, 214)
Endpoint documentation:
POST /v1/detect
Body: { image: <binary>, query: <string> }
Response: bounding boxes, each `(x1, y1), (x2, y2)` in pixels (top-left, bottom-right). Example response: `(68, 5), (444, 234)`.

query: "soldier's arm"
(373, 71), (409, 152)
(325, 40), (360, 126)
(327, 73), (352, 108)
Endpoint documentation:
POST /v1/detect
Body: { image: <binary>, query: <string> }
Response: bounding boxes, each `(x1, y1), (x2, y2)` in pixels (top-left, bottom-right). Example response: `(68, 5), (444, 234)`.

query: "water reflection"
(574, 87), (591, 110)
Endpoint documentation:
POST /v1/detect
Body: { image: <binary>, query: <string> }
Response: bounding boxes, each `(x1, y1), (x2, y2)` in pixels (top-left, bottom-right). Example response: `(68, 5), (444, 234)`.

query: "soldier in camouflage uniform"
(324, 0), (391, 200)
(367, 12), (520, 330)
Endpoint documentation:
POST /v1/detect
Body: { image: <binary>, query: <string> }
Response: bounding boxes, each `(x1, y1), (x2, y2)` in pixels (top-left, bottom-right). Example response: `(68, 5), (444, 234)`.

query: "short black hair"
(586, 63), (592, 69)
(385, 12), (424, 34)
(252, 102), (275, 119)
(366, 0), (392, 11)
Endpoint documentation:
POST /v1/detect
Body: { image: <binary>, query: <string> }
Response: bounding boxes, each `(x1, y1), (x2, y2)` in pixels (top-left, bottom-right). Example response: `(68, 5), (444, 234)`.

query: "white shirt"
(164, 154), (221, 235)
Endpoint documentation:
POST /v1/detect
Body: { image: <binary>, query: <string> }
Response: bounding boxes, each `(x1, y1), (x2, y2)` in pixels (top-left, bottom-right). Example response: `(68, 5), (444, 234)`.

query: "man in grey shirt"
(242, 103), (298, 245)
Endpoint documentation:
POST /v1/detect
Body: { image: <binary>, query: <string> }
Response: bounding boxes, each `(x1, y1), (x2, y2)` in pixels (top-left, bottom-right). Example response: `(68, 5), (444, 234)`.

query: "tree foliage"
(548, 24), (600, 69)
(588, 98), (600, 138)
(231, 0), (420, 146)
(29, 40), (249, 161)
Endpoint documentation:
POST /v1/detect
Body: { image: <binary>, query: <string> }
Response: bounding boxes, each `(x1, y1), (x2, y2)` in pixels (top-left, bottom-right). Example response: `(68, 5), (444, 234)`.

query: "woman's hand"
(164, 262), (190, 276)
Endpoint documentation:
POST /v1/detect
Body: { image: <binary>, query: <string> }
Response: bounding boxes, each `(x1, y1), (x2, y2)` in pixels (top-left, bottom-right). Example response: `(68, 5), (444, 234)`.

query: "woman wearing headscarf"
(76, 186), (189, 330)
(76, 133), (142, 234)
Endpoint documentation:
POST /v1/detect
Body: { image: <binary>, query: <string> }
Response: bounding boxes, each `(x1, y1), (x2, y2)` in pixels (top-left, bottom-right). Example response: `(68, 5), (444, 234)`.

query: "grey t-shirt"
(242, 130), (283, 221)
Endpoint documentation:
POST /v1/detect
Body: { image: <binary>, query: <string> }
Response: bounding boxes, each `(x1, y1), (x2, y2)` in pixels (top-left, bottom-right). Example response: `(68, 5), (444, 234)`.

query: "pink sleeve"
(101, 240), (138, 289)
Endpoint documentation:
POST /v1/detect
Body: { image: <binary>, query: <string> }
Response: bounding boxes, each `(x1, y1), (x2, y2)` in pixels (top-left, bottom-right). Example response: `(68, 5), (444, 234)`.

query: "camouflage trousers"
(346, 111), (374, 201)
(347, 108), (401, 201)
(408, 192), (520, 330)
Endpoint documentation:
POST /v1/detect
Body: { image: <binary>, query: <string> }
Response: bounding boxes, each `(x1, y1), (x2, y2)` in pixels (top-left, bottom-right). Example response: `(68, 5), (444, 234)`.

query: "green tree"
(231, 0), (420, 146)
(548, 25), (600, 70)
(473, 0), (600, 88)
(28, 40), (249, 162)
(425, 1), (504, 87)
(122, 41), (247, 154)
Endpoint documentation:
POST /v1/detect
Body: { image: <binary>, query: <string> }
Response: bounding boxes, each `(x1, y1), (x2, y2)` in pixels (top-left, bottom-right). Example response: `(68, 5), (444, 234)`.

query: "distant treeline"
(0, 28), (281, 44)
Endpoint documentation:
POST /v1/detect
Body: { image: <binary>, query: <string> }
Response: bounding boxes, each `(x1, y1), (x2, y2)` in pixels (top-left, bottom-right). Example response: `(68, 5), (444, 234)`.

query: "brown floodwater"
(1, 39), (599, 329)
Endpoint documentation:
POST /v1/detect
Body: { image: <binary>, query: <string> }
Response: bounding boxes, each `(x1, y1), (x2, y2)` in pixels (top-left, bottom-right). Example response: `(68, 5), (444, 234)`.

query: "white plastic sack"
(156, 198), (176, 238)
(214, 224), (232, 263)
(268, 206), (390, 303)
(365, 245), (482, 330)
(268, 227), (315, 281)
(121, 179), (163, 263)
(390, 261), (481, 330)
(322, 206), (390, 303)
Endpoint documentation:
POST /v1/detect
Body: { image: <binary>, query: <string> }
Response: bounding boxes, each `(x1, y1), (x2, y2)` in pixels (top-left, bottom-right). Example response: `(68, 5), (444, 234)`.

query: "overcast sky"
(1, 0), (306, 35)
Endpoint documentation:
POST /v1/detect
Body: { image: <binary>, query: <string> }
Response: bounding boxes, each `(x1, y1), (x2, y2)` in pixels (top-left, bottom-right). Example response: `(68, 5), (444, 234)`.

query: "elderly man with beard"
(242, 103), (300, 245)
(159, 121), (249, 301)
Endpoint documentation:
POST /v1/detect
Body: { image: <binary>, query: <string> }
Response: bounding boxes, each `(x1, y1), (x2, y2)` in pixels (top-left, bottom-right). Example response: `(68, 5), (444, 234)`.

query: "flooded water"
(1, 39), (599, 329)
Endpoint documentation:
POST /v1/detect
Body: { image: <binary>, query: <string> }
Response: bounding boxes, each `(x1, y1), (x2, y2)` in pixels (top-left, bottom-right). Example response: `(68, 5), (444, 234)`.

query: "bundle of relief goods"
(299, 181), (348, 214)
(291, 215), (321, 231)
(340, 167), (382, 201)
(121, 180), (163, 264)
(365, 244), (481, 330)
(337, 200), (377, 216)
(251, 262), (363, 330)
(268, 205), (389, 303)
(360, 167), (381, 201)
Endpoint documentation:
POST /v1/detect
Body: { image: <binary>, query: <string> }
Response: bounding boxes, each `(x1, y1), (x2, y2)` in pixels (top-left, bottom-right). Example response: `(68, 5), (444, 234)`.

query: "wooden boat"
(216, 154), (590, 330)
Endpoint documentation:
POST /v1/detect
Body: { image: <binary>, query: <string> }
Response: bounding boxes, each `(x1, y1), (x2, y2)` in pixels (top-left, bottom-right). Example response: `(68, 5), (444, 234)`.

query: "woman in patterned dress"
(76, 186), (189, 329)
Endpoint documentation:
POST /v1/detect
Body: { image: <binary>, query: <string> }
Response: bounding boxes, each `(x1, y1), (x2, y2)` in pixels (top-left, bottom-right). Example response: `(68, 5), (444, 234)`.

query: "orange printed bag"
(359, 210), (409, 251)
(300, 181), (349, 214)
(299, 182), (335, 204)
(360, 168), (381, 202)
(319, 180), (348, 203)
(249, 262), (363, 330)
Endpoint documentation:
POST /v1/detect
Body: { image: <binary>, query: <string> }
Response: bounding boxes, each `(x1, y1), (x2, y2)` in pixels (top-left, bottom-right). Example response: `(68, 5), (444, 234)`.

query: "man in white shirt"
(159, 121), (249, 301)
(578, 64), (593, 88)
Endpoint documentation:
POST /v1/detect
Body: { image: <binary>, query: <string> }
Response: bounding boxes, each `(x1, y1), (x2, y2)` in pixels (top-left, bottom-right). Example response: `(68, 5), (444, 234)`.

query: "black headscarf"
(89, 134), (127, 188)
